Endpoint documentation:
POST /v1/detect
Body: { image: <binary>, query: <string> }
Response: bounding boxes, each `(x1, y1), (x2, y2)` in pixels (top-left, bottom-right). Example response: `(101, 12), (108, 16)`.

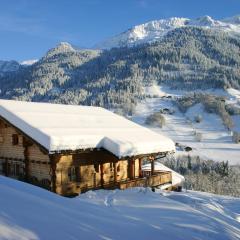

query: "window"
(68, 167), (76, 182)
(94, 163), (99, 173)
(12, 134), (19, 145)
(117, 164), (121, 172)
(9, 163), (23, 177)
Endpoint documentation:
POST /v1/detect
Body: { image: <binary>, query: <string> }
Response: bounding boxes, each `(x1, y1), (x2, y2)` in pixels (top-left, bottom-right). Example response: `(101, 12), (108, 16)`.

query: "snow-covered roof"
(0, 100), (175, 158)
(142, 162), (184, 186)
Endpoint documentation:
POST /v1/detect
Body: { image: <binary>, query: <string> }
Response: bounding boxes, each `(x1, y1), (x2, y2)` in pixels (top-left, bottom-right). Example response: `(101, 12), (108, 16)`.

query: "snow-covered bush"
(175, 94), (198, 113)
(145, 112), (166, 128)
(232, 131), (240, 143)
(194, 114), (202, 123)
(195, 132), (202, 142)
(176, 93), (234, 130)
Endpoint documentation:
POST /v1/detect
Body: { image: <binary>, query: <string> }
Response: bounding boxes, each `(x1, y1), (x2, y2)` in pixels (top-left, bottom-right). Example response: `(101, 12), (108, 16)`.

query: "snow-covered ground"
(132, 86), (240, 165)
(0, 176), (240, 240)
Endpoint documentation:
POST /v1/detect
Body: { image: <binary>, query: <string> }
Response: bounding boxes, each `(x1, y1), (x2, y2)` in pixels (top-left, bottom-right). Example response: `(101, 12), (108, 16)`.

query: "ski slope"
(132, 86), (240, 165)
(0, 176), (239, 240)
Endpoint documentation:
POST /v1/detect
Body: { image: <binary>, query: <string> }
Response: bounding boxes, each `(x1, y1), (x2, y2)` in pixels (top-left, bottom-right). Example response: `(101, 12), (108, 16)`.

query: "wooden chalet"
(0, 100), (176, 196)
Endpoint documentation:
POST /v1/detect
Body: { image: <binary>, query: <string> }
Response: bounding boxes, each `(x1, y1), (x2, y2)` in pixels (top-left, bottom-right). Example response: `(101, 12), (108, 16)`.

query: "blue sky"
(1, 0), (240, 62)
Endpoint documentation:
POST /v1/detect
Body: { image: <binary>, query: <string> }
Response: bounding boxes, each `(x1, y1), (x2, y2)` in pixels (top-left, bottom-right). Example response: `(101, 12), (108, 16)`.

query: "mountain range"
(0, 15), (240, 113)
(94, 15), (240, 49)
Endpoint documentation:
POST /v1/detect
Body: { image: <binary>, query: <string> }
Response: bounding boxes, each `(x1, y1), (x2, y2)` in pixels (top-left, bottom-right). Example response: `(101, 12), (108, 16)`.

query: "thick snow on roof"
(142, 162), (184, 186)
(0, 100), (175, 157)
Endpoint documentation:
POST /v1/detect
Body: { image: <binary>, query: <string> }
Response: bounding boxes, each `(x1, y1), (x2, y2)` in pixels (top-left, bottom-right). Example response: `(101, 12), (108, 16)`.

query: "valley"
(132, 86), (240, 165)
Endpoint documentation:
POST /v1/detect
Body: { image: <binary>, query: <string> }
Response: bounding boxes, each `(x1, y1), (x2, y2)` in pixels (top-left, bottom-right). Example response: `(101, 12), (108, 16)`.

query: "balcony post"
(151, 157), (155, 176)
(114, 160), (118, 183)
(128, 158), (135, 180)
(100, 163), (104, 187)
(139, 158), (142, 178)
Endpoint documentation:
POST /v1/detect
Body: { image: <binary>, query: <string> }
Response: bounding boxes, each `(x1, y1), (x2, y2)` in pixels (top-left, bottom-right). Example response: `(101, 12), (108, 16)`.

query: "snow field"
(0, 176), (239, 240)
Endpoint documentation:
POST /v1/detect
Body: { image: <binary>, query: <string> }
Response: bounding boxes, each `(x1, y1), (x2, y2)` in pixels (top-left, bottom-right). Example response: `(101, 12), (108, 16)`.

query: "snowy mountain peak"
(45, 42), (76, 58)
(94, 17), (189, 49)
(188, 15), (221, 27)
(94, 15), (240, 49)
(21, 59), (38, 66)
(222, 15), (240, 25)
(57, 42), (75, 51)
(131, 17), (189, 34)
(130, 17), (189, 38)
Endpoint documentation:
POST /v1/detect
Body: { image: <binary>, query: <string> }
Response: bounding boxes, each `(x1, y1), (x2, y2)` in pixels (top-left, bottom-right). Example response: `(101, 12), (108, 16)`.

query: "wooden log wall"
(54, 151), (133, 196)
(0, 119), (51, 188)
(0, 120), (25, 159)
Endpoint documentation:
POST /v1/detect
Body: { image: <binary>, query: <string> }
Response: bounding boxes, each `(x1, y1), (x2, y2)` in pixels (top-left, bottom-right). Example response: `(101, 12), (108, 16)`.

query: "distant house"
(0, 100), (176, 196)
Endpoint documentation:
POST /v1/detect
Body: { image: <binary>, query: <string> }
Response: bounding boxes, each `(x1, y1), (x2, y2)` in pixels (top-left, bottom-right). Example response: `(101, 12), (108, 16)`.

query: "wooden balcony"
(118, 171), (172, 190)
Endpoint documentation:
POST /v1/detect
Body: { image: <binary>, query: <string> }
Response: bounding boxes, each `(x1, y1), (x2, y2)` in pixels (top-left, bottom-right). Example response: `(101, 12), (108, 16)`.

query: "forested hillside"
(1, 27), (240, 112)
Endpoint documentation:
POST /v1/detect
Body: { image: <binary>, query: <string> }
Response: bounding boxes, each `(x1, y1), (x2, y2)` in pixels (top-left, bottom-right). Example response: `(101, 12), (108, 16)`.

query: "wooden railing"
(118, 171), (172, 190)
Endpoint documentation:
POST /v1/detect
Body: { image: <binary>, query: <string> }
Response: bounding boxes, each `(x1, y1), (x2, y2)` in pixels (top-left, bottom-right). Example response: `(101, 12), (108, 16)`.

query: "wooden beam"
(128, 158), (135, 180)
(100, 163), (104, 188)
(119, 151), (170, 161)
(139, 158), (142, 178)
(151, 159), (155, 176)
(132, 159), (135, 179)
(49, 154), (61, 193)
(52, 148), (120, 161)
(114, 160), (118, 183)
(0, 156), (24, 163)
(23, 143), (30, 182)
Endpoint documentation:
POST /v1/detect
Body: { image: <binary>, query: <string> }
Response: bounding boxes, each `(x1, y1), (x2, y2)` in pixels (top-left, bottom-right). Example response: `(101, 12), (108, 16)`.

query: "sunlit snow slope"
(0, 176), (240, 240)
